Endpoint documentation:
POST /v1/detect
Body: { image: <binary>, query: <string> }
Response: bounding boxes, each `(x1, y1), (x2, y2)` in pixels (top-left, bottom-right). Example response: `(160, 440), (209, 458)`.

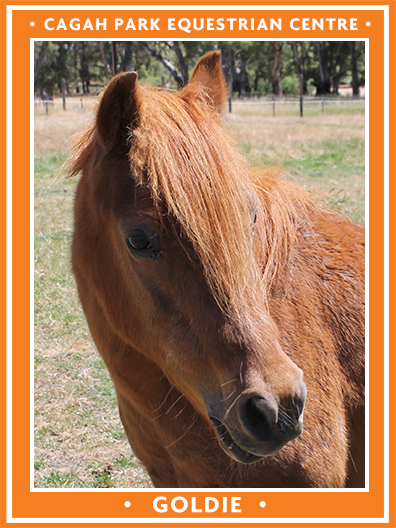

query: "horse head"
(72, 51), (306, 465)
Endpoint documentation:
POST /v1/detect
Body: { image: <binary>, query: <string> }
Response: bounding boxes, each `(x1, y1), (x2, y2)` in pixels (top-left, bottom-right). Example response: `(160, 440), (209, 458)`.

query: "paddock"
(34, 94), (364, 488)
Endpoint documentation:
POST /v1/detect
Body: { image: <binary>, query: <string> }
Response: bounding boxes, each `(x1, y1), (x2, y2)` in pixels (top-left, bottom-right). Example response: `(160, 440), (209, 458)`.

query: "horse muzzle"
(208, 384), (306, 464)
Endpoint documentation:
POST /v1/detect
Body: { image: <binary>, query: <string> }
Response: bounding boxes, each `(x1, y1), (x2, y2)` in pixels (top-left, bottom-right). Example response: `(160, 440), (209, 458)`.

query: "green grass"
(231, 99), (365, 118)
(256, 137), (365, 224)
(228, 105), (365, 224)
(34, 144), (152, 488)
(34, 103), (365, 488)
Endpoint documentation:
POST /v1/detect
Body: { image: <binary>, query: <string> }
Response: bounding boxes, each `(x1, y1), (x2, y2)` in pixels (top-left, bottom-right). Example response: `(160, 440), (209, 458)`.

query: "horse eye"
(128, 233), (152, 251)
(124, 226), (162, 260)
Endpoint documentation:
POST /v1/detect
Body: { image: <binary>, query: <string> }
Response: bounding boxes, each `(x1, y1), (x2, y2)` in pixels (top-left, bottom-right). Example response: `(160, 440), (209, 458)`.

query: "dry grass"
(226, 106), (365, 223)
(34, 101), (365, 488)
(34, 105), (153, 488)
(34, 104), (95, 155)
(35, 345), (150, 488)
(226, 111), (364, 157)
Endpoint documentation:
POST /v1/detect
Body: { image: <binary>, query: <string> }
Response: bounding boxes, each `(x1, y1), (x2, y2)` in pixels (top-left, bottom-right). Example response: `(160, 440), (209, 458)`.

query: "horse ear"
(96, 71), (140, 151)
(188, 50), (228, 113)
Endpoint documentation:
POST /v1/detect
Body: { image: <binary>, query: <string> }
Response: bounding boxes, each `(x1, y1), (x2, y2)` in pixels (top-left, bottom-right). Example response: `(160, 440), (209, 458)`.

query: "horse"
(67, 51), (365, 488)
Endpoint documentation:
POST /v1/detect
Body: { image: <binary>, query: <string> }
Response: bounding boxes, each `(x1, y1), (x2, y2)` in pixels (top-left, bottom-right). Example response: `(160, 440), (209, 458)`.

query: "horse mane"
(65, 83), (317, 327)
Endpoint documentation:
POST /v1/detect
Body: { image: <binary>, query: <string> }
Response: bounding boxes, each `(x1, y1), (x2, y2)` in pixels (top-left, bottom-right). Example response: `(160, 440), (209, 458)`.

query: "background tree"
(350, 41), (365, 96)
(34, 41), (49, 94)
(34, 40), (365, 99)
(272, 42), (283, 96)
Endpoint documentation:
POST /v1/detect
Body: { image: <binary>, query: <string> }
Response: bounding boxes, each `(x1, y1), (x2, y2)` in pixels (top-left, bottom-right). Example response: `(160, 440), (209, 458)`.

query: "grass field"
(34, 101), (365, 488)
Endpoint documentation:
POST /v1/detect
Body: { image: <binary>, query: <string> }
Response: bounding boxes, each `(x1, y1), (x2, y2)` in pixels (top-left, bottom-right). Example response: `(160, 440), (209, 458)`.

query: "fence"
(231, 96), (365, 117)
(34, 97), (95, 114)
(34, 95), (365, 117)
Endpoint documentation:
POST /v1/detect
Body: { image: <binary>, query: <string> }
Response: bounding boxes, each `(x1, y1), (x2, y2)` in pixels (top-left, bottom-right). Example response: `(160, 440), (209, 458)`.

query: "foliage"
(281, 75), (300, 95)
(34, 40), (365, 98)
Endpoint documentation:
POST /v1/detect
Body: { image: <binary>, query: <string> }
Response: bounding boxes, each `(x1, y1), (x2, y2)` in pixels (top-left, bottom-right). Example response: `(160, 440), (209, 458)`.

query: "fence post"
(228, 71), (233, 113)
(45, 101), (48, 114)
(272, 94), (275, 116)
(322, 98), (325, 114)
(299, 73), (304, 117)
(61, 78), (66, 111)
(111, 42), (117, 76)
(80, 98), (83, 108)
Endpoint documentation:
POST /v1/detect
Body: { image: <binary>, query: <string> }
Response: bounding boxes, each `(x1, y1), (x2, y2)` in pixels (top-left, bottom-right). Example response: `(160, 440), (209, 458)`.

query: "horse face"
(74, 51), (306, 464)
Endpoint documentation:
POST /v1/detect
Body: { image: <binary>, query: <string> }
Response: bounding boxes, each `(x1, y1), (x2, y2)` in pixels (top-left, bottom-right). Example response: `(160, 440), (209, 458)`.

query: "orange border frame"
(1, 1), (394, 526)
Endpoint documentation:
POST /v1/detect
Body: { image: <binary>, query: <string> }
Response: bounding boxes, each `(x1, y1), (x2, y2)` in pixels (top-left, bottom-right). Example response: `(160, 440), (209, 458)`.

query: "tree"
(272, 42), (283, 96)
(292, 42), (302, 97)
(140, 42), (186, 87)
(350, 42), (365, 96)
(34, 42), (73, 96)
(34, 40), (364, 99)
(314, 41), (330, 95)
(34, 41), (49, 92)
(79, 42), (91, 92)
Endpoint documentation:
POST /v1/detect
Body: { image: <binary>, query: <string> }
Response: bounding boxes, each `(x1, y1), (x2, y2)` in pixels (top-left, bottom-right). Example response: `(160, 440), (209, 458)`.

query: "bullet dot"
(30, 21), (35, 26)
(260, 501), (266, 508)
(366, 21), (371, 26)
(124, 501), (131, 508)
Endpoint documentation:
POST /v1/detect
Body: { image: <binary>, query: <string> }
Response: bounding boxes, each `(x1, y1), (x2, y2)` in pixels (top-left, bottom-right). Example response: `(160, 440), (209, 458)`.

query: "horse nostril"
(241, 396), (278, 440)
(240, 388), (306, 442)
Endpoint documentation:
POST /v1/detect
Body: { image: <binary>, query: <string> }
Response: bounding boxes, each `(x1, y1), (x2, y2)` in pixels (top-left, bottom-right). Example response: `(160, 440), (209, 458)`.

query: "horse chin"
(210, 416), (303, 465)
(210, 417), (272, 465)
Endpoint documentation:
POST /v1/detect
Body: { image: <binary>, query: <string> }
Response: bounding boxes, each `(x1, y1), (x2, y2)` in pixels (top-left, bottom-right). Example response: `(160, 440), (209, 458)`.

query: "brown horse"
(67, 51), (365, 488)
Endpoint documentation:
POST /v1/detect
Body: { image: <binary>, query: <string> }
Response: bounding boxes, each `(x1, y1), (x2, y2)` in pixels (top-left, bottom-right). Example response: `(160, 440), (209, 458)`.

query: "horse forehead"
(141, 88), (211, 135)
(114, 177), (162, 218)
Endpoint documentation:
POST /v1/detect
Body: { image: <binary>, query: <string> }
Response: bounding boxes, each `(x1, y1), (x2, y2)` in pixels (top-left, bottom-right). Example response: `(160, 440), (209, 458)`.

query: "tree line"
(34, 40), (365, 99)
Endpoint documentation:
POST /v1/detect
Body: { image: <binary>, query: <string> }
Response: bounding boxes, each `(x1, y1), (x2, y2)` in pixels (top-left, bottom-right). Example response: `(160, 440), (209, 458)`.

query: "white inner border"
(6, 3), (389, 524)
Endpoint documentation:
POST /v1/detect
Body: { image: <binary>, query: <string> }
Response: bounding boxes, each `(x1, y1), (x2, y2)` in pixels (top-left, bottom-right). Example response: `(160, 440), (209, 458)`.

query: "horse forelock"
(66, 83), (313, 328)
(128, 84), (300, 325)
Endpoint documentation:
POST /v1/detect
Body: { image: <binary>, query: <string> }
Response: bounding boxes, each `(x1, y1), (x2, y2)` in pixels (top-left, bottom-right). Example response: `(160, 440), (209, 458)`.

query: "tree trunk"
(350, 41), (360, 96)
(293, 42), (304, 97)
(80, 42), (90, 93)
(111, 42), (117, 76)
(315, 42), (330, 95)
(34, 41), (49, 90)
(141, 42), (184, 87)
(171, 41), (189, 85)
(121, 42), (133, 72)
(332, 75), (340, 94)
(222, 47), (234, 112)
(272, 42), (283, 96)
(99, 41), (110, 76)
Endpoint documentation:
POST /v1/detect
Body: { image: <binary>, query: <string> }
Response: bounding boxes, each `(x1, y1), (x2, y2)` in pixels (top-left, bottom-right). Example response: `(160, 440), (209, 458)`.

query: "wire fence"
(231, 95), (364, 117)
(34, 94), (365, 117)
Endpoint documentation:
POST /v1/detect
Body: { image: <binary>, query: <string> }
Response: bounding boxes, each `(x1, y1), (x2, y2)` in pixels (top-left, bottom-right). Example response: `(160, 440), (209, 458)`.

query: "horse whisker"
(220, 378), (238, 388)
(221, 388), (236, 402)
(172, 403), (188, 420)
(164, 415), (199, 449)
(278, 406), (297, 427)
(154, 385), (175, 412)
(165, 394), (184, 415)
(224, 392), (243, 421)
